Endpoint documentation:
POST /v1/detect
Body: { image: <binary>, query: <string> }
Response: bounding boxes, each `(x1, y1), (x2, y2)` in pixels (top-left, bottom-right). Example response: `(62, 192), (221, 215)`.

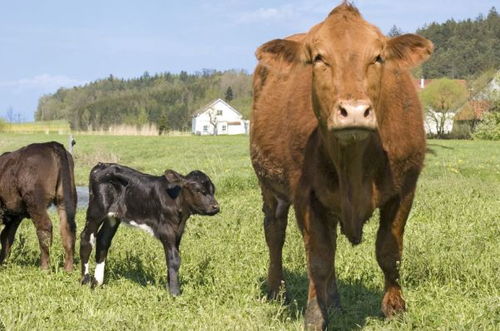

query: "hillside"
(417, 7), (499, 79)
(35, 70), (252, 131)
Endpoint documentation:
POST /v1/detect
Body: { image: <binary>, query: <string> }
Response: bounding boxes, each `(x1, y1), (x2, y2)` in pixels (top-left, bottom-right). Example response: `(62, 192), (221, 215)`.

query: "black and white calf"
(79, 163), (219, 295)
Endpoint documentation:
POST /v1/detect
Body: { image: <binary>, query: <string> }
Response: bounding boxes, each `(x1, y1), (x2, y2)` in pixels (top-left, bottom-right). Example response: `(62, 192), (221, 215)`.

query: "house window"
(216, 110), (223, 116)
(222, 125), (227, 131)
(203, 125), (208, 132)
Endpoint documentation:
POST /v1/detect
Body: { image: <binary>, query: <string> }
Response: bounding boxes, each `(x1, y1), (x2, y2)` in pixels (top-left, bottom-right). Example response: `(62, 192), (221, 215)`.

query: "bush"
(473, 99), (500, 140)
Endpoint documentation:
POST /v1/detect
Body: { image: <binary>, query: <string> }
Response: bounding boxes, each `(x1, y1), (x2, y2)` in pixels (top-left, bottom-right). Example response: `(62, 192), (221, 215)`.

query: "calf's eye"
(374, 55), (384, 64)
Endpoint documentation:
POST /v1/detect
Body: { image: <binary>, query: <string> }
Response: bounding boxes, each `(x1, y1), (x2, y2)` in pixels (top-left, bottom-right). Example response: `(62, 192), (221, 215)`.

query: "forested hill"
(35, 70), (252, 131)
(417, 7), (499, 79)
(36, 7), (499, 131)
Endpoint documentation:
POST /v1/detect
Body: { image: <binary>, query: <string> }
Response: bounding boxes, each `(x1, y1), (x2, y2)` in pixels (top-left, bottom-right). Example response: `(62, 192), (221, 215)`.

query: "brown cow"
(250, 3), (433, 329)
(0, 142), (77, 271)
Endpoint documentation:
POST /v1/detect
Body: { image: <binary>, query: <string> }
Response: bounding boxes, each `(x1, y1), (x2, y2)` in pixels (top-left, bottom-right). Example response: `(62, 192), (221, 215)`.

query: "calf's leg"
(161, 234), (181, 296)
(261, 186), (290, 299)
(94, 217), (120, 287)
(376, 191), (415, 318)
(0, 216), (22, 264)
(80, 216), (104, 285)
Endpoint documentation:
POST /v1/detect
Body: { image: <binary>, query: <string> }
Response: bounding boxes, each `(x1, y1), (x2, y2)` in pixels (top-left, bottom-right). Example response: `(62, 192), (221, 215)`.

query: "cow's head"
(165, 169), (220, 216)
(256, 3), (433, 143)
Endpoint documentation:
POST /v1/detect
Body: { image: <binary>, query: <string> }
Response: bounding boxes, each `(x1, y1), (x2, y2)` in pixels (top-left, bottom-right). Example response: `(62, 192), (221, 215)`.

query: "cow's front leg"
(377, 191), (415, 318)
(161, 235), (181, 296)
(296, 193), (337, 330)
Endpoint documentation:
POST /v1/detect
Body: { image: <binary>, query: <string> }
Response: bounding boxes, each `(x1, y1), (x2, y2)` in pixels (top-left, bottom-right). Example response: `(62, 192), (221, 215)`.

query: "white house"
(192, 99), (249, 135)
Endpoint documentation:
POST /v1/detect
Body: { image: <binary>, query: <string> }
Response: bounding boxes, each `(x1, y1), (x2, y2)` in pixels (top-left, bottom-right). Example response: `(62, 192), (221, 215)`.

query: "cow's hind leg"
(261, 186), (290, 299)
(376, 191), (415, 318)
(28, 206), (53, 270)
(0, 216), (22, 264)
(80, 214), (104, 285)
(56, 203), (76, 271)
(93, 217), (120, 288)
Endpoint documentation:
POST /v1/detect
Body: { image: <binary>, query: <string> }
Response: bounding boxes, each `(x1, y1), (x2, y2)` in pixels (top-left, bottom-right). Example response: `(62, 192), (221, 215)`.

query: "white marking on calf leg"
(90, 233), (96, 248)
(84, 263), (90, 275)
(94, 261), (105, 285)
(126, 221), (155, 237)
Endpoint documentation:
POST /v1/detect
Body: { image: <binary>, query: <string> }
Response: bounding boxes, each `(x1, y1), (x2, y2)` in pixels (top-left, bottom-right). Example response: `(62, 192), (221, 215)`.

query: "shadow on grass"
(426, 143), (454, 156)
(109, 253), (159, 287)
(260, 269), (383, 330)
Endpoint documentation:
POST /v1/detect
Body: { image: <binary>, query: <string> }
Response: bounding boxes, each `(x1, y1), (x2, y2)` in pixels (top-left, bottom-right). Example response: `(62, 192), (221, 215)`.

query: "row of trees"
(36, 70), (252, 131)
(417, 7), (499, 79)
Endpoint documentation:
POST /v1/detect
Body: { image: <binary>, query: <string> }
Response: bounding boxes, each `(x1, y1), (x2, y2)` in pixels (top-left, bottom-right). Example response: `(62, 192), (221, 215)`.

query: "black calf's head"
(165, 169), (220, 216)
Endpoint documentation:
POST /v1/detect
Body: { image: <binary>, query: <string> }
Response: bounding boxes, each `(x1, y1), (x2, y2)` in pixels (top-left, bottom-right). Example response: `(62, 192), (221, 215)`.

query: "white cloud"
(237, 5), (301, 24)
(0, 74), (87, 93)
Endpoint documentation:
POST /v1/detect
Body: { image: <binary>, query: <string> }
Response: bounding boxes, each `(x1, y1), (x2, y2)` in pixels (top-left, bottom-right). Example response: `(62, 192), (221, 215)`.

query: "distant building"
(414, 78), (466, 135)
(192, 99), (249, 135)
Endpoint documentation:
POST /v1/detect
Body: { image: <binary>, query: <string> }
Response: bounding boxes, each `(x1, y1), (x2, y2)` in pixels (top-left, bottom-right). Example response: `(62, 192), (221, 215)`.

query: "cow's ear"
(164, 169), (184, 199)
(256, 39), (309, 67)
(385, 34), (433, 68)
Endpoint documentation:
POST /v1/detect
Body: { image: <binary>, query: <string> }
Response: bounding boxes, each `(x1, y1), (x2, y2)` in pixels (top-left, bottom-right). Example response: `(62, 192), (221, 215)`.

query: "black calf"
(79, 163), (219, 295)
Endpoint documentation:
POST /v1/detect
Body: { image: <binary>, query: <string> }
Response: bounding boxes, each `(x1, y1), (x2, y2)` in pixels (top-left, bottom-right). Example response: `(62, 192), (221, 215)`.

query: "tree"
(421, 78), (468, 137)
(225, 86), (234, 102)
(158, 113), (169, 135)
(387, 25), (403, 37)
(473, 92), (500, 140)
(207, 107), (218, 135)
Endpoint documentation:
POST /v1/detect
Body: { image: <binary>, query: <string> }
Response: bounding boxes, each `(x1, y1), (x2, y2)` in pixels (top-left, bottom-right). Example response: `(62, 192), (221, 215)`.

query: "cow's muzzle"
(328, 100), (377, 141)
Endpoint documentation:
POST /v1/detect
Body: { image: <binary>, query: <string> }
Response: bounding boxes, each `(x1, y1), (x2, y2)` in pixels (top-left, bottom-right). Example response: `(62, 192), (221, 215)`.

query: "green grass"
(0, 134), (499, 330)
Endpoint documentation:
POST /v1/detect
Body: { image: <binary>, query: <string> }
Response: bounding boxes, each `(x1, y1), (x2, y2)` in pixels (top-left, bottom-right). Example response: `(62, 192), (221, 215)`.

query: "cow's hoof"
(267, 280), (287, 301)
(381, 288), (406, 318)
(168, 287), (181, 297)
(90, 277), (99, 290)
(81, 274), (93, 285)
(304, 298), (327, 331)
(64, 262), (74, 272)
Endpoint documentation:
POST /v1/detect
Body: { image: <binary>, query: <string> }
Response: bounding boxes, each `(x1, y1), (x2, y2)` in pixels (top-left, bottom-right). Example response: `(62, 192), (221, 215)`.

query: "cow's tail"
(53, 142), (77, 234)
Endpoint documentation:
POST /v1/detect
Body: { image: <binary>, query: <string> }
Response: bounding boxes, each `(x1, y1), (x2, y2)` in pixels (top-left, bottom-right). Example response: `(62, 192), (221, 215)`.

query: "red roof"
(455, 100), (491, 121)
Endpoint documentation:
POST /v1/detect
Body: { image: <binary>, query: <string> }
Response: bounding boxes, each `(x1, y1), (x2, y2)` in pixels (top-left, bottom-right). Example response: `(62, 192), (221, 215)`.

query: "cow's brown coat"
(0, 142), (77, 271)
(250, 3), (432, 329)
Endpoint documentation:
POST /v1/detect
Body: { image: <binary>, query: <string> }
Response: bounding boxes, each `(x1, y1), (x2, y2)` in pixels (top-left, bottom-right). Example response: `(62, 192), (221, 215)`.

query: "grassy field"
(0, 133), (499, 330)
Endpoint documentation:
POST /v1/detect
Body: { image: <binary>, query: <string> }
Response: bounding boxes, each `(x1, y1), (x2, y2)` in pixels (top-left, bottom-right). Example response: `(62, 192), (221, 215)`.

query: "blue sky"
(0, 0), (497, 121)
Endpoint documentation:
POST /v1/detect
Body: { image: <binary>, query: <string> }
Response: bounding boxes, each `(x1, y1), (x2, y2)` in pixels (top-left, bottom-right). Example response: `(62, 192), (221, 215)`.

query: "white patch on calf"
(84, 263), (89, 275)
(107, 212), (117, 218)
(94, 261), (105, 285)
(90, 233), (96, 248)
(124, 220), (155, 237)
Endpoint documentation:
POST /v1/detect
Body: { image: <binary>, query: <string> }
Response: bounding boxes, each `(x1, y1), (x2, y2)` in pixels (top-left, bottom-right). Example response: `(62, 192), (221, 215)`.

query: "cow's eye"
(313, 54), (327, 65)
(374, 55), (384, 64)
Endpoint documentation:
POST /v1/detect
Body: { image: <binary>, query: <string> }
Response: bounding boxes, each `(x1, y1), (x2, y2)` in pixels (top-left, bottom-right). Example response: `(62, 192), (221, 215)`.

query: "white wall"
(192, 100), (248, 135)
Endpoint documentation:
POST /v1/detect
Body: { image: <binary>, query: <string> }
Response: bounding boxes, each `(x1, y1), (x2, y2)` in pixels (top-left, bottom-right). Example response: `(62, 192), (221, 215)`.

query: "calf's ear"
(164, 169), (184, 199)
(256, 39), (309, 67)
(385, 34), (433, 68)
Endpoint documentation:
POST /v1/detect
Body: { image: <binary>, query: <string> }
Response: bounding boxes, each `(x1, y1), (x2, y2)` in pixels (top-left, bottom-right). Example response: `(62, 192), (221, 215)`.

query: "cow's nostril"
(339, 106), (348, 117)
(364, 106), (372, 117)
